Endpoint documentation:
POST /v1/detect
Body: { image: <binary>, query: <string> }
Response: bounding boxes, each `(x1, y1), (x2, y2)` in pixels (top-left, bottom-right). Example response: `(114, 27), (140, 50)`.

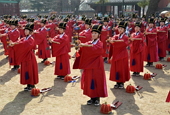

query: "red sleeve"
(13, 38), (35, 64)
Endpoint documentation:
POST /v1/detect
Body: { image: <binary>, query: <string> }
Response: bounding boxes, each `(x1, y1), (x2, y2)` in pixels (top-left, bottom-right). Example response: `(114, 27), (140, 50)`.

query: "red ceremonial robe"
(46, 22), (56, 38)
(34, 27), (51, 59)
(108, 20), (113, 37)
(144, 28), (159, 62)
(130, 32), (145, 72)
(65, 25), (71, 52)
(51, 33), (70, 76)
(167, 24), (170, 51)
(12, 36), (39, 85)
(73, 28), (92, 69)
(109, 33), (130, 83)
(67, 20), (75, 42)
(0, 27), (10, 55)
(129, 22), (135, 34)
(8, 29), (20, 65)
(78, 23), (86, 33)
(100, 25), (110, 57)
(34, 20), (41, 30)
(79, 39), (108, 98)
(141, 21), (147, 33)
(157, 26), (168, 57)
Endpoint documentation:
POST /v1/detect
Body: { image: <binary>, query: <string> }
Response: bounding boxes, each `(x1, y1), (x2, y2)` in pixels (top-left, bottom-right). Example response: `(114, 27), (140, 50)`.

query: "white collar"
(59, 33), (65, 38)
(149, 27), (153, 31)
(103, 25), (108, 29)
(119, 33), (125, 39)
(91, 39), (99, 45)
(11, 28), (17, 32)
(40, 27), (45, 31)
(135, 31), (140, 35)
(85, 28), (90, 32)
(160, 25), (164, 28)
(25, 35), (31, 41)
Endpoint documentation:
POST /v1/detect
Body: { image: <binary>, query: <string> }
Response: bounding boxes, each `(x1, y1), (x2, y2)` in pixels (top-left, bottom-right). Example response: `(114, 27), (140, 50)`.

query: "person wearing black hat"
(129, 22), (145, 76)
(49, 22), (71, 80)
(33, 19), (50, 63)
(29, 18), (35, 24)
(77, 17), (86, 33)
(73, 18), (92, 68)
(66, 16), (75, 43)
(0, 20), (11, 55)
(34, 15), (42, 30)
(43, 15), (48, 20)
(100, 17), (110, 62)
(7, 15), (12, 20)
(77, 25), (108, 106)
(18, 15), (27, 38)
(4, 20), (20, 70)
(108, 21), (130, 89)
(144, 18), (158, 66)
(108, 15), (114, 37)
(78, 18), (92, 43)
(141, 15), (147, 33)
(8, 24), (39, 91)
(46, 17), (56, 38)
(157, 18), (168, 61)
(167, 18), (170, 54)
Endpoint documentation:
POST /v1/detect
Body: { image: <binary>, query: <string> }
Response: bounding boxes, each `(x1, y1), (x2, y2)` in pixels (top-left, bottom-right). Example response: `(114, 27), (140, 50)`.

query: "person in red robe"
(108, 21), (130, 89)
(18, 15), (27, 38)
(49, 22), (70, 79)
(8, 24), (39, 91)
(141, 15), (147, 33)
(0, 20), (11, 55)
(78, 25), (108, 106)
(46, 17), (57, 38)
(157, 18), (168, 61)
(167, 22), (170, 54)
(33, 19), (51, 63)
(0, 20), (20, 70)
(108, 15), (113, 37)
(73, 18), (92, 69)
(78, 17), (86, 33)
(144, 18), (158, 66)
(100, 17), (110, 61)
(129, 22), (145, 76)
(34, 15), (41, 30)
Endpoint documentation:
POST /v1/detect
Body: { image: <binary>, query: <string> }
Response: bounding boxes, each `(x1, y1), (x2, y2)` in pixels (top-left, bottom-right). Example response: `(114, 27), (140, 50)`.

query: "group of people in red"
(0, 13), (169, 106)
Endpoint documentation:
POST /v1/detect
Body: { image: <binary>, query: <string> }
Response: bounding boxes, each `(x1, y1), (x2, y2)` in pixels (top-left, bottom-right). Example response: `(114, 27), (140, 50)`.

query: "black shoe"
(87, 99), (94, 105)
(15, 65), (19, 69)
(136, 72), (140, 76)
(94, 100), (100, 106)
(114, 84), (119, 89)
(56, 76), (61, 79)
(118, 83), (124, 89)
(149, 62), (153, 66)
(27, 87), (34, 91)
(11, 66), (18, 71)
(132, 72), (136, 76)
(60, 76), (65, 80)
(24, 87), (29, 91)
(41, 58), (47, 63)
(145, 63), (150, 67)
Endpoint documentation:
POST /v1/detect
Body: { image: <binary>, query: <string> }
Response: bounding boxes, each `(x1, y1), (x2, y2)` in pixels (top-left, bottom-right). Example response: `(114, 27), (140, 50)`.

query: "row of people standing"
(0, 14), (170, 106)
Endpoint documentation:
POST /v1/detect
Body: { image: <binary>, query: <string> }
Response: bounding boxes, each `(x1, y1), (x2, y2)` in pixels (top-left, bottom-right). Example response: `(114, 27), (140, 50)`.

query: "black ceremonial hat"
(135, 22), (142, 27)
(58, 22), (67, 29)
(85, 18), (92, 25)
(118, 21), (128, 29)
(41, 19), (47, 24)
(91, 25), (102, 34)
(25, 24), (34, 31)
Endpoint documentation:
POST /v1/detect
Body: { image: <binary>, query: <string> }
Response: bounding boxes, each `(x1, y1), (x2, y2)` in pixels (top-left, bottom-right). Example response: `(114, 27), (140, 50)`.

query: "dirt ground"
(0, 43), (170, 115)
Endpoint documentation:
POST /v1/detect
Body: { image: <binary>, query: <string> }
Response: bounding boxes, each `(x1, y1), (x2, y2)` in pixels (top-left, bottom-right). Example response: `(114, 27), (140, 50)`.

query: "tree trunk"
(143, 7), (145, 15)
(146, 0), (160, 18)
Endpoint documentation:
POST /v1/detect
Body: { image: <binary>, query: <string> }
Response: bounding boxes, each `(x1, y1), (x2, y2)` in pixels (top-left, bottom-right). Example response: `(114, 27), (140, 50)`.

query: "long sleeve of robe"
(51, 34), (71, 76)
(12, 37), (39, 85)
